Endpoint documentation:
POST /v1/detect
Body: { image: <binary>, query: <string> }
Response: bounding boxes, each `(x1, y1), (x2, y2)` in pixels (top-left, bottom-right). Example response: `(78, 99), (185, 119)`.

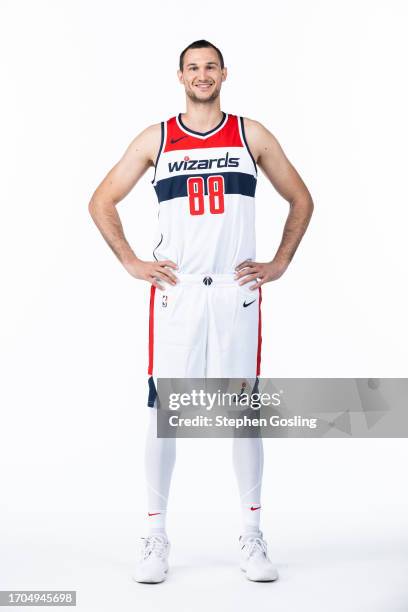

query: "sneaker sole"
(132, 569), (168, 584)
(241, 567), (279, 582)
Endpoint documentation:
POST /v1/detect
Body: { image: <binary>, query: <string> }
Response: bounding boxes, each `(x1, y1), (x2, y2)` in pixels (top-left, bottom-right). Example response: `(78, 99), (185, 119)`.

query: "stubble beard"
(186, 84), (221, 104)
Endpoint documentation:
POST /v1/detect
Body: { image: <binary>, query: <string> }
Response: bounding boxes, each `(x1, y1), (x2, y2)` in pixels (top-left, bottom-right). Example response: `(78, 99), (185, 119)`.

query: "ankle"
(242, 526), (262, 538)
(149, 527), (168, 539)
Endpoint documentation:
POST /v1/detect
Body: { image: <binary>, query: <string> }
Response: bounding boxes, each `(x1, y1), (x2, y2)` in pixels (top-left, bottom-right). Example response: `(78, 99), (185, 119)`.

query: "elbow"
(291, 193), (314, 215)
(302, 196), (314, 225)
(88, 194), (98, 219)
(88, 194), (109, 220)
(307, 196), (314, 216)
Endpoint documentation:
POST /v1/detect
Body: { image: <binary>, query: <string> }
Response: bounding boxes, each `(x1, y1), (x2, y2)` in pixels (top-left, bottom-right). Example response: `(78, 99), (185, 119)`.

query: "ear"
(221, 67), (228, 82)
(177, 69), (184, 84)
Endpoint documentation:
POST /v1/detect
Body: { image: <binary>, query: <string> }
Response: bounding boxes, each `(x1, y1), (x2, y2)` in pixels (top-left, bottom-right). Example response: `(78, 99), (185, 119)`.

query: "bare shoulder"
(242, 117), (284, 163)
(123, 122), (163, 166)
(244, 117), (280, 160)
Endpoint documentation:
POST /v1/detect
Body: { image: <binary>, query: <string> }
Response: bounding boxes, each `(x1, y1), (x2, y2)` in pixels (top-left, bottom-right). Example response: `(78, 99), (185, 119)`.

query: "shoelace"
(243, 536), (268, 559)
(141, 536), (168, 560)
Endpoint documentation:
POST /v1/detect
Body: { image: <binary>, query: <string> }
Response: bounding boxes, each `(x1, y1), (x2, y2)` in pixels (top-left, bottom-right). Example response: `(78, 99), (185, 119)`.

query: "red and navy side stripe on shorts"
(147, 285), (157, 407)
(256, 287), (262, 376)
(148, 285), (156, 376)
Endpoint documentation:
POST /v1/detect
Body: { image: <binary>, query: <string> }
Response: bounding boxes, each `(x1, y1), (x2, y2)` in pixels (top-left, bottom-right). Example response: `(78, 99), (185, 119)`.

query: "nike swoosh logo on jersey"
(148, 512), (161, 516)
(250, 506), (261, 511)
(243, 299), (256, 308)
(170, 136), (188, 144)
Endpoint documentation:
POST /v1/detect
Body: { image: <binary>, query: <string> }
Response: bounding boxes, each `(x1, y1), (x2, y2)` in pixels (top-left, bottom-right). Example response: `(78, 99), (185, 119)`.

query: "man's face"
(178, 48), (227, 103)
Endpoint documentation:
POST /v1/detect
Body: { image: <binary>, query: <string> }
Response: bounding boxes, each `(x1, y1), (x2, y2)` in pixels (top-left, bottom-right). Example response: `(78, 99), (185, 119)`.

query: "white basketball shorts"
(146, 273), (262, 407)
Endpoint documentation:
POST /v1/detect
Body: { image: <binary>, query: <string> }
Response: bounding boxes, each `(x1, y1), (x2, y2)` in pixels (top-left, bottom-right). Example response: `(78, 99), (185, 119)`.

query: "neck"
(182, 100), (223, 132)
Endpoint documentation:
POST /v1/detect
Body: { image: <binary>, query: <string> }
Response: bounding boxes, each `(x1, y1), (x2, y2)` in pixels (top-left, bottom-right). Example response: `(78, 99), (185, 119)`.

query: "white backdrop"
(1, 1), (407, 610)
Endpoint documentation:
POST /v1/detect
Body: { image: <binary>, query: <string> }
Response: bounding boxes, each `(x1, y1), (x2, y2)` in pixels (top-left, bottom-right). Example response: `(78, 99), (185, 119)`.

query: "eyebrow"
(186, 61), (219, 67)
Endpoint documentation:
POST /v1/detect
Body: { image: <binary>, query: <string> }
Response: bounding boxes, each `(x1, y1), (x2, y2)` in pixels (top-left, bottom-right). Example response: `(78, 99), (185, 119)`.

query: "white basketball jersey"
(151, 112), (258, 274)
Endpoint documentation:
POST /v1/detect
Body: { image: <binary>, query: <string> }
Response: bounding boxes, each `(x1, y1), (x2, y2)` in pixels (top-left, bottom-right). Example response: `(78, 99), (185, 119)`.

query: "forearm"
(273, 196), (314, 265)
(88, 197), (138, 267)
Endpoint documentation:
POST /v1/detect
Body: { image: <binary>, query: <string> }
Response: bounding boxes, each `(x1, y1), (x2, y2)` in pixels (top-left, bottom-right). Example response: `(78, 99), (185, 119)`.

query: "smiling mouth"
(195, 83), (213, 90)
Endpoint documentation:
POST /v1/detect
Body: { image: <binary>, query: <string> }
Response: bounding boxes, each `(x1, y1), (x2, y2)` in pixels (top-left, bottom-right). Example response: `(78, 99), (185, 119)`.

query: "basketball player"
(89, 40), (313, 583)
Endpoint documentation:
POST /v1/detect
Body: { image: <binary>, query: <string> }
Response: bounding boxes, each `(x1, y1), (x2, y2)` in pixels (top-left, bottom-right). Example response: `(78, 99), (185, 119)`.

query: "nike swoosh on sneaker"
(148, 512), (161, 516)
(250, 506), (261, 511)
(243, 299), (256, 308)
(170, 136), (188, 144)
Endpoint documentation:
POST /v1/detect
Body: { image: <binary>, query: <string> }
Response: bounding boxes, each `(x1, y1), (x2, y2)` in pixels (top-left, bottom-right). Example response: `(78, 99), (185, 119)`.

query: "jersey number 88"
(187, 176), (225, 216)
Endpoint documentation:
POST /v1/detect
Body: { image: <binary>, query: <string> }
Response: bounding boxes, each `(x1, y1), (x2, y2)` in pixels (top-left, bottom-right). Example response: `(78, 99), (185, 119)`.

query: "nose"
(197, 68), (210, 81)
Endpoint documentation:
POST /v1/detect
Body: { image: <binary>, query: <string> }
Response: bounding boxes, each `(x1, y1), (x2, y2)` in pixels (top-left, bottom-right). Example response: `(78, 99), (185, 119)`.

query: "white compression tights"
(232, 436), (264, 534)
(144, 410), (264, 536)
(144, 408), (176, 534)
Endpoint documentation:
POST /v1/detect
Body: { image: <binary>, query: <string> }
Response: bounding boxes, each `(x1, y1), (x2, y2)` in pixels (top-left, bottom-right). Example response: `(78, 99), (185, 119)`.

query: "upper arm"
(243, 118), (311, 204)
(91, 123), (162, 205)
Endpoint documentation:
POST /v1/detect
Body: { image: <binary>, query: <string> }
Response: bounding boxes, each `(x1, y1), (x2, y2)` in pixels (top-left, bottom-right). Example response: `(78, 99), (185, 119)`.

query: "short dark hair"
(179, 39), (224, 71)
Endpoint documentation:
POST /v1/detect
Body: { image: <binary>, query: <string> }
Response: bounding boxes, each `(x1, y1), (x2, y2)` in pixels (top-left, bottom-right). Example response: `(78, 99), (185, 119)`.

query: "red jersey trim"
(163, 114), (244, 152)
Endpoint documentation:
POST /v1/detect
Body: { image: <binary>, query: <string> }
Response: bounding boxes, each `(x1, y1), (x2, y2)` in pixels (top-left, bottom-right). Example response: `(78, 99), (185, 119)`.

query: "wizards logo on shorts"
(162, 295), (168, 308)
(168, 151), (240, 173)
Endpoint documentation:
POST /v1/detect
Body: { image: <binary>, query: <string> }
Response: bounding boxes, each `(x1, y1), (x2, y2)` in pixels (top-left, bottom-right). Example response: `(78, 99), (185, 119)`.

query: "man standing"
(89, 39), (313, 583)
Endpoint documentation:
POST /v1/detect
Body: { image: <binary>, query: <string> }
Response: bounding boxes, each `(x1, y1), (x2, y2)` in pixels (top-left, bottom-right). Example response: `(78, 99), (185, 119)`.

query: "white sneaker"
(133, 535), (170, 583)
(240, 532), (279, 582)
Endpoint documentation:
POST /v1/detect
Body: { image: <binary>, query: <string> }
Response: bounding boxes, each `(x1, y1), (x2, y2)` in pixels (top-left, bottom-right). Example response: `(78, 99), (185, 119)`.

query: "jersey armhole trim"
(151, 121), (165, 185)
(239, 116), (258, 176)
